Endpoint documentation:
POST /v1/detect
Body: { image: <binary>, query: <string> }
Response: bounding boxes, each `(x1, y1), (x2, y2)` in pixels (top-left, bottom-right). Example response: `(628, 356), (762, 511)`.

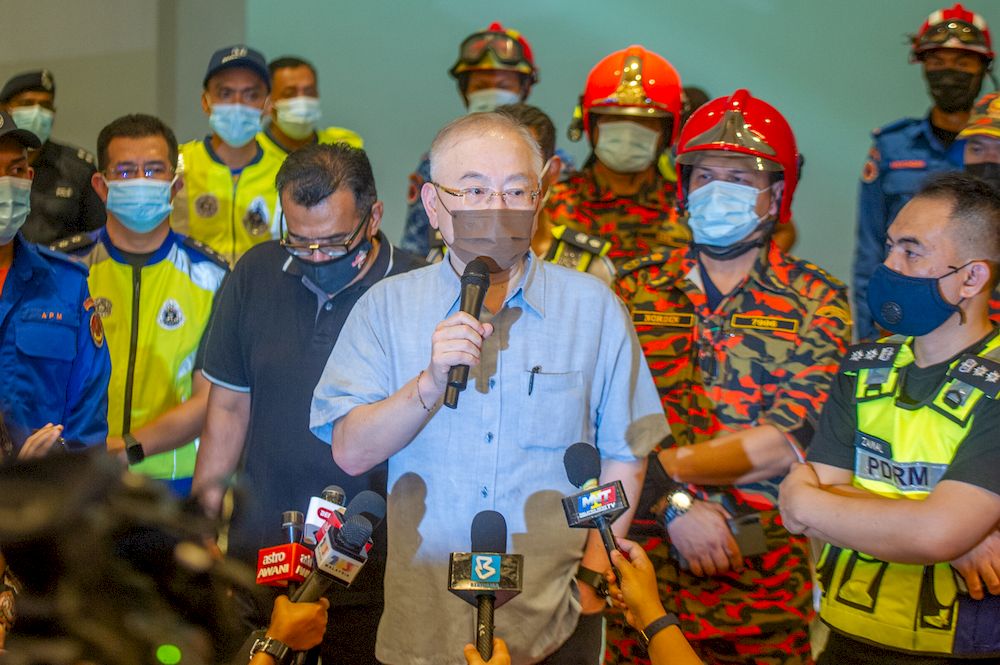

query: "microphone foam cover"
(344, 490), (387, 528)
(471, 510), (507, 554)
(337, 515), (373, 552)
(564, 442), (601, 488)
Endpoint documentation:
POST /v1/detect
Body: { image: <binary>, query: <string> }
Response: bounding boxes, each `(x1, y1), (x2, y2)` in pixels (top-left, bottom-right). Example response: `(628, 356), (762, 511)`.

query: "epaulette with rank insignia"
(36, 243), (89, 274)
(559, 228), (610, 256)
(617, 252), (667, 279)
(49, 232), (99, 256)
(873, 117), (917, 138)
(182, 236), (229, 270)
(76, 147), (96, 166)
(796, 259), (846, 291)
(840, 341), (902, 371)
(948, 355), (1000, 399)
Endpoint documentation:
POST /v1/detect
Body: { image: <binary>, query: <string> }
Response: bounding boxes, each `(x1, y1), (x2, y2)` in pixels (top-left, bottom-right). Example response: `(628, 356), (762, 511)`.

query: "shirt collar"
(11, 233), (53, 282)
(436, 251), (545, 318)
(677, 240), (788, 295)
(585, 163), (672, 207)
(99, 226), (178, 265)
(202, 135), (264, 174)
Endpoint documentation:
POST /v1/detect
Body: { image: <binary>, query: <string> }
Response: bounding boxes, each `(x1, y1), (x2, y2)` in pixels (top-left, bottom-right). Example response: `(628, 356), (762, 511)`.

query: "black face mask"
(294, 237), (373, 295)
(690, 220), (775, 261)
(926, 69), (982, 113)
(966, 162), (1000, 191)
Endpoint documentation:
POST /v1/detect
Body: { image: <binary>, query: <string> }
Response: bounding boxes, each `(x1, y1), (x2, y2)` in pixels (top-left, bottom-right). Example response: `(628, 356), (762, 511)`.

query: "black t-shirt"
(201, 233), (423, 606)
(808, 333), (1000, 497)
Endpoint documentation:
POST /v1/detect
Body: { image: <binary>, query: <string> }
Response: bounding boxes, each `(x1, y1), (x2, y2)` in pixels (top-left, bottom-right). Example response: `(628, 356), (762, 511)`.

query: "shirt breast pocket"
(723, 331), (797, 405)
(16, 310), (78, 362)
(516, 370), (586, 449)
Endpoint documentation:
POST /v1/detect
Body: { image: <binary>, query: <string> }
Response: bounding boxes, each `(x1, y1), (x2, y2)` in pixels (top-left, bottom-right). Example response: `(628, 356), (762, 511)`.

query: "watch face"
(669, 490), (692, 511)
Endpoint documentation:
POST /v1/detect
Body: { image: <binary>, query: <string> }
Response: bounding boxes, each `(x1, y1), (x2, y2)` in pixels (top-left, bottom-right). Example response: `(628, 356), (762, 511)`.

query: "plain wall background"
(5, 1), (1000, 284)
(245, 0), (1000, 283)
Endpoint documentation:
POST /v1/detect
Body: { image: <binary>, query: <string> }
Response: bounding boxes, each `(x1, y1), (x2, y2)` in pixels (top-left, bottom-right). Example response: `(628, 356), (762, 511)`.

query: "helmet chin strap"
(691, 220), (776, 261)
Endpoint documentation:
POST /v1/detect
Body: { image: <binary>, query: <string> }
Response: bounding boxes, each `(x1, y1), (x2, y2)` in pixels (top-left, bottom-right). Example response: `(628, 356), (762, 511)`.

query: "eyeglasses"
(279, 212), (369, 258)
(458, 31), (526, 66)
(432, 182), (540, 210)
(105, 162), (174, 180)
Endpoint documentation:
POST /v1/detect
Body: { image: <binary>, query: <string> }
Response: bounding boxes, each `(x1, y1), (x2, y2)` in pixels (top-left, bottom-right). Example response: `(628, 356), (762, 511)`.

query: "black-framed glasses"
(432, 182), (541, 210)
(279, 211), (369, 258)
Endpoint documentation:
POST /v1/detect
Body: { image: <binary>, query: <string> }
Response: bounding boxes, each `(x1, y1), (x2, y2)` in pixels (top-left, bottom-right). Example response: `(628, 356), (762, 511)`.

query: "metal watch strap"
(639, 612), (681, 648)
(575, 565), (608, 598)
(249, 636), (290, 664)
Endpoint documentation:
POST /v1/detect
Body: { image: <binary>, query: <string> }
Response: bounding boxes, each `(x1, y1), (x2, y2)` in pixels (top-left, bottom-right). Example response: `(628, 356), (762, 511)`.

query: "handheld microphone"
(303, 484), (347, 546)
(444, 257), (491, 409)
(561, 442), (630, 561)
(292, 490), (386, 602)
(256, 511), (313, 588)
(448, 511), (523, 661)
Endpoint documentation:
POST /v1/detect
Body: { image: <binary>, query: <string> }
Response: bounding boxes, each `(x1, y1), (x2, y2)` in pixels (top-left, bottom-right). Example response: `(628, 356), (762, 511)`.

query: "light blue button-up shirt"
(311, 253), (667, 665)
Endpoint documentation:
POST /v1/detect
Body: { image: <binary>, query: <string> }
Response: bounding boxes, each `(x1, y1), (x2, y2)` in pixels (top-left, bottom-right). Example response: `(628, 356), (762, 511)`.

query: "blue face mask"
(105, 178), (174, 233)
(867, 263), (967, 337)
(209, 103), (263, 147)
(10, 105), (54, 145)
(0, 176), (32, 244)
(686, 180), (767, 248)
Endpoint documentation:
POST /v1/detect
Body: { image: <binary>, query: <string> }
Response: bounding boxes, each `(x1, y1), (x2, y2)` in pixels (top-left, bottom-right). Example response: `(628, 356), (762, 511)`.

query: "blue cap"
(203, 45), (270, 91)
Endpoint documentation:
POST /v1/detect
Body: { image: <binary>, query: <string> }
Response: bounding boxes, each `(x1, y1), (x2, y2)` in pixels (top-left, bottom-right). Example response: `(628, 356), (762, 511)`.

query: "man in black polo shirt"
(193, 143), (422, 664)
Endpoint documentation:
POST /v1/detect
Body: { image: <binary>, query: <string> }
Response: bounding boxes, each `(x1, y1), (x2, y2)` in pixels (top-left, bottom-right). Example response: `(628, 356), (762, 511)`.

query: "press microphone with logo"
(256, 510), (313, 590)
(448, 511), (524, 660)
(561, 442), (630, 561)
(292, 490), (386, 602)
(303, 484), (347, 546)
(444, 257), (491, 409)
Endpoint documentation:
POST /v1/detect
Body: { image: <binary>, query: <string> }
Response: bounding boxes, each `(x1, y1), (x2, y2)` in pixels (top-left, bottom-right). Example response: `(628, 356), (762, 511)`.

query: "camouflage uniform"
(540, 164), (688, 268)
(612, 242), (852, 665)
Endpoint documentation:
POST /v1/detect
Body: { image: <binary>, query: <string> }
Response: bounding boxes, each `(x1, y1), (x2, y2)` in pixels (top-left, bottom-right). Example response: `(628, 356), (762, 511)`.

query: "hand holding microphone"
(424, 258), (492, 410)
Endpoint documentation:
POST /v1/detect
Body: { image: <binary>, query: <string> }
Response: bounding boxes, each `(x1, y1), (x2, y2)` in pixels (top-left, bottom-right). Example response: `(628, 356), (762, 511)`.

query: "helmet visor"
(459, 32), (526, 66)
(676, 109), (782, 171)
(916, 20), (988, 53)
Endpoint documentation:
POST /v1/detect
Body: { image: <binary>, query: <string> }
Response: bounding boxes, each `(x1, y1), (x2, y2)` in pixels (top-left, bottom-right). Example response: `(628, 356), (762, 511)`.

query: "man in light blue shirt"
(310, 112), (666, 665)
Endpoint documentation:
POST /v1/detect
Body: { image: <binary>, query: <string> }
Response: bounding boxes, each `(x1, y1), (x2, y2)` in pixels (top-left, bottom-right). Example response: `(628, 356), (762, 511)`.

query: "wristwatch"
(123, 432), (145, 465)
(249, 636), (290, 663)
(575, 565), (609, 598)
(662, 487), (694, 525)
(639, 613), (681, 648)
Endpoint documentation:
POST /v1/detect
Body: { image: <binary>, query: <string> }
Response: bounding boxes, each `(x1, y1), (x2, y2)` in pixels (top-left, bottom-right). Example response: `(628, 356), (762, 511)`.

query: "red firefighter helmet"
(675, 89), (800, 223)
(449, 22), (538, 84)
(570, 45), (682, 146)
(912, 3), (993, 63)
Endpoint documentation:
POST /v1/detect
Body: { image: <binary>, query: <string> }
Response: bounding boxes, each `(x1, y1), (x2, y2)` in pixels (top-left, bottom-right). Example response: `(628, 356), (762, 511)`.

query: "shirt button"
(324, 302), (333, 311)
(489, 378), (496, 389)
(481, 486), (489, 498)
(485, 432), (494, 443)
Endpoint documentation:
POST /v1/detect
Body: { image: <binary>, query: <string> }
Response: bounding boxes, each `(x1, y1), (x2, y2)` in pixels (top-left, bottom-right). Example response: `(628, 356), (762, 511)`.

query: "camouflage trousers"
(606, 510), (814, 665)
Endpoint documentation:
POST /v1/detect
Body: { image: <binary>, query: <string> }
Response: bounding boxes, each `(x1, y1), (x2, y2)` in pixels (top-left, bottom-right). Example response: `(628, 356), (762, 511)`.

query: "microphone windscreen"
(462, 257), (491, 289)
(564, 442), (601, 489)
(321, 485), (346, 504)
(336, 515), (373, 552)
(343, 490), (387, 529)
(471, 510), (507, 554)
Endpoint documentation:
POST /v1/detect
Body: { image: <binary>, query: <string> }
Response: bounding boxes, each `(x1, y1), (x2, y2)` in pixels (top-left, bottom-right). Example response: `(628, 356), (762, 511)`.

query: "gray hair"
(429, 112), (544, 182)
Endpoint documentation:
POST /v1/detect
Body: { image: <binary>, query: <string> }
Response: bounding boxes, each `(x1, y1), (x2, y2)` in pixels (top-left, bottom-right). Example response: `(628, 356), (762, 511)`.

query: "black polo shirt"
(201, 232), (423, 604)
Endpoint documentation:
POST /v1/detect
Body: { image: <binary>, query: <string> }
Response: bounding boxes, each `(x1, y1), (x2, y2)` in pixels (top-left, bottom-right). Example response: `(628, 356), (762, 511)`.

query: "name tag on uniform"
(632, 311), (695, 328)
(730, 314), (799, 333)
(55, 186), (73, 198)
(888, 159), (927, 170)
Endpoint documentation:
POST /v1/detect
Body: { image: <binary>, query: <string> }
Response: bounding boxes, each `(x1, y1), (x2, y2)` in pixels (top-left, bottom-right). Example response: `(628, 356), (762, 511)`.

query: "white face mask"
(594, 120), (660, 173)
(466, 88), (521, 114)
(274, 96), (322, 140)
